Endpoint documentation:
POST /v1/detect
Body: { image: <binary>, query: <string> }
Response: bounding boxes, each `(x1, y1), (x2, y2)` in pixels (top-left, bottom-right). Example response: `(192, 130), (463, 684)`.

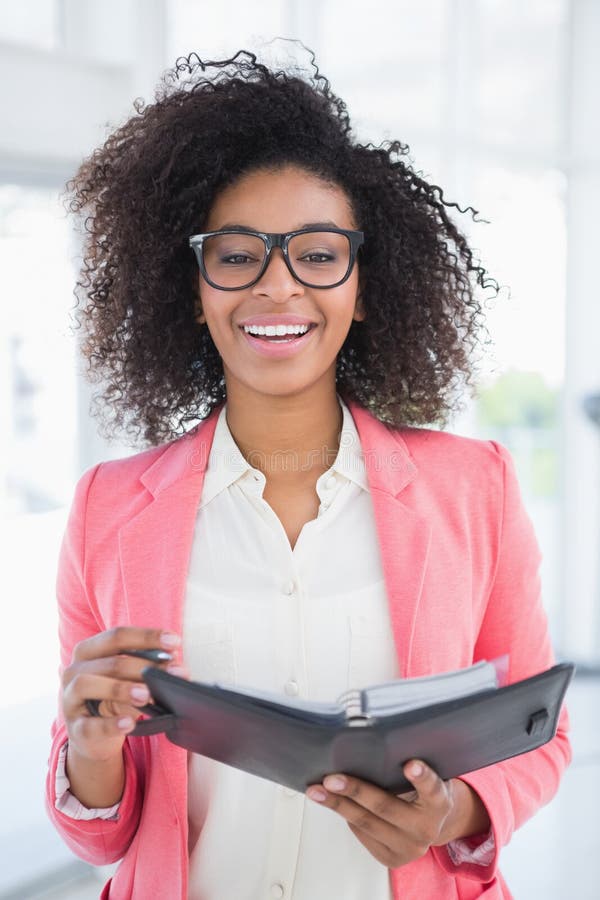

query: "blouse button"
(284, 680), (299, 696)
(270, 883), (285, 899)
(283, 580), (295, 596)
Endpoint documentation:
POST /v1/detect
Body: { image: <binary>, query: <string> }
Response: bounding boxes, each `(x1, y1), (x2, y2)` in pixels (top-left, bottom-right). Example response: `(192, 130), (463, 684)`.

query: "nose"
(252, 247), (304, 300)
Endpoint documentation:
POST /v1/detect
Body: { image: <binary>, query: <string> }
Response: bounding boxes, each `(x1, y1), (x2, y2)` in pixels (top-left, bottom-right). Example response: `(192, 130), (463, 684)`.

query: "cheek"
(326, 290), (362, 332)
(199, 291), (236, 333)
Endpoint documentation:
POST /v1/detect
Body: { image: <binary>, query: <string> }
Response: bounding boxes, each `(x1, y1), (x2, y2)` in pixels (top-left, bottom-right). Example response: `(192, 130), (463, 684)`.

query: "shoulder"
(74, 440), (171, 498)
(92, 441), (173, 489)
(70, 429), (196, 529)
(77, 408), (220, 500)
(396, 424), (510, 470)
(385, 424), (516, 507)
(347, 399), (515, 500)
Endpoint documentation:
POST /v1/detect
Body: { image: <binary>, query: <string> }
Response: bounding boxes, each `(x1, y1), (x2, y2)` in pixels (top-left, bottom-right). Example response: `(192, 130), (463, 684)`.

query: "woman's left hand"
(305, 759), (488, 868)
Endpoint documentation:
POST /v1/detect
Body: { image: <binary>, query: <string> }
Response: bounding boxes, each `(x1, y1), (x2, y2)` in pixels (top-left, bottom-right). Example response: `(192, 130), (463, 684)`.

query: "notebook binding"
(339, 689), (368, 721)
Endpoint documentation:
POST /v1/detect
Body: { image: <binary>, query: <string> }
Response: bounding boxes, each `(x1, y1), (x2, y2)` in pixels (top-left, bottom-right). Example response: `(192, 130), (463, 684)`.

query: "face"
(194, 165), (365, 401)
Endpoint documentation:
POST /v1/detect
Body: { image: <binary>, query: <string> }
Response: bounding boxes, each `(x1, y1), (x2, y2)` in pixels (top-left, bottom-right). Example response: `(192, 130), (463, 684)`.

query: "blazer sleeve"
(44, 463), (144, 865)
(431, 440), (572, 882)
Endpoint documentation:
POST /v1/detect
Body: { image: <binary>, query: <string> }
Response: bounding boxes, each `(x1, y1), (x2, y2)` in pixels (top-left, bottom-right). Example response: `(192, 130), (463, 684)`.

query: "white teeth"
(243, 324), (310, 336)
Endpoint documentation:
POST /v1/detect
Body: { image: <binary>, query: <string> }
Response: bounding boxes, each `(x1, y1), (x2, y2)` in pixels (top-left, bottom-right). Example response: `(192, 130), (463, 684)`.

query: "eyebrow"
(214, 220), (342, 232)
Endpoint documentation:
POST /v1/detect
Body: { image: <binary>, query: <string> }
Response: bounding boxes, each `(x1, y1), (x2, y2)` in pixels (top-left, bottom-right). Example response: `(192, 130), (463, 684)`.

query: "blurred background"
(1, 1), (598, 897)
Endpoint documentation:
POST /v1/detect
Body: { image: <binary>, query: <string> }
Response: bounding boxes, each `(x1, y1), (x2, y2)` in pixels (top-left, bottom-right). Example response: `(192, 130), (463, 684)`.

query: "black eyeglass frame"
(188, 227), (364, 291)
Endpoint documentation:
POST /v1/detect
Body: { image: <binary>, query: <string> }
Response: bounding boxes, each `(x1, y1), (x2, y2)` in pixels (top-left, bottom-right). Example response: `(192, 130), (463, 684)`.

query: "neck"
(223, 379), (344, 485)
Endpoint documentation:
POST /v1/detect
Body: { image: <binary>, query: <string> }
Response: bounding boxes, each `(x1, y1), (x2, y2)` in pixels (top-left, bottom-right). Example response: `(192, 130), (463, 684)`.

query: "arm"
(430, 440), (572, 881)
(44, 463), (143, 865)
(54, 742), (121, 820)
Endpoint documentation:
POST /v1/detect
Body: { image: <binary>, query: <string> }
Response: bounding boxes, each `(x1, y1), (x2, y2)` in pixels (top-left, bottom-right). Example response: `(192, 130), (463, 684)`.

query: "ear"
(195, 297), (207, 326)
(353, 291), (366, 323)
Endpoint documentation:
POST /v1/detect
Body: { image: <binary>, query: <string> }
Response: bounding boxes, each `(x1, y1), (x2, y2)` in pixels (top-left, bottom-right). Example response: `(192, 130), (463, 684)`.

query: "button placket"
(269, 553), (306, 900)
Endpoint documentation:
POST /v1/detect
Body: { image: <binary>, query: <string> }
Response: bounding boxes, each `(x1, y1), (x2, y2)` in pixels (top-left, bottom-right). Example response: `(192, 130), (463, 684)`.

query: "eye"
(221, 254), (258, 265)
(299, 252), (336, 264)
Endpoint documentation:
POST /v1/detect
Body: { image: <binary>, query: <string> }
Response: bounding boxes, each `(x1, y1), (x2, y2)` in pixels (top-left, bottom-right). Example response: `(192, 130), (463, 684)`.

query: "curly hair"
(65, 44), (498, 448)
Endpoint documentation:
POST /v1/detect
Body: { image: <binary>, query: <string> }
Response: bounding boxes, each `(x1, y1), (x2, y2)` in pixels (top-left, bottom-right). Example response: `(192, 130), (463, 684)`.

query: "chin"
(228, 372), (330, 400)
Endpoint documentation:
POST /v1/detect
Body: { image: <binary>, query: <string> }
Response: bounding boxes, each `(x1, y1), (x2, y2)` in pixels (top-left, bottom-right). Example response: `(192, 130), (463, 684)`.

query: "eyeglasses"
(188, 227), (364, 291)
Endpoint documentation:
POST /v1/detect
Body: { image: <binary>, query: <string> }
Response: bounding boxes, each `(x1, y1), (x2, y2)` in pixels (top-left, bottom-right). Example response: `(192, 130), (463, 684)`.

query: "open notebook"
(129, 657), (574, 794)
(209, 656), (510, 725)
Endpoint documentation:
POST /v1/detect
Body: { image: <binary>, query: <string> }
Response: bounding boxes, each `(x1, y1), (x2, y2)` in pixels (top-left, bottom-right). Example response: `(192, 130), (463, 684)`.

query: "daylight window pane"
(0, 182), (80, 892)
(317, 0), (446, 141)
(167, 0), (285, 63)
(0, 0), (59, 51)
(474, 0), (567, 153)
(0, 184), (77, 517)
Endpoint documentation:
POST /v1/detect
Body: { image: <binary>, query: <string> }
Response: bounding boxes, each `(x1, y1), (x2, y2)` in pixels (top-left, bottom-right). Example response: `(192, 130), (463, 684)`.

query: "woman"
(46, 48), (571, 899)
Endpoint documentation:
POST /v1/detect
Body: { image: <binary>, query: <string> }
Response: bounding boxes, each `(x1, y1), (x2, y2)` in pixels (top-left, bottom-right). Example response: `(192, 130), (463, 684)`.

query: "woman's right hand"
(61, 627), (183, 763)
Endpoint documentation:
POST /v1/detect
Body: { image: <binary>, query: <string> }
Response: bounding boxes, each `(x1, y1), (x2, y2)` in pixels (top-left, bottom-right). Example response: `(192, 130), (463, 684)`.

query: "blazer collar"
(139, 403), (223, 500)
(346, 400), (418, 498)
(138, 398), (418, 501)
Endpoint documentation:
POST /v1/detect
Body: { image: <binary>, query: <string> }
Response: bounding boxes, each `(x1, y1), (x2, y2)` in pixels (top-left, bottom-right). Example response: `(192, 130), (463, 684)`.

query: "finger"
(64, 652), (181, 689)
(72, 627), (181, 664)
(70, 711), (138, 746)
(306, 776), (413, 849)
(306, 783), (403, 848)
(347, 822), (400, 868)
(63, 654), (162, 689)
(63, 672), (152, 718)
(401, 760), (450, 811)
(165, 665), (190, 679)
(308, 774), (407, 828)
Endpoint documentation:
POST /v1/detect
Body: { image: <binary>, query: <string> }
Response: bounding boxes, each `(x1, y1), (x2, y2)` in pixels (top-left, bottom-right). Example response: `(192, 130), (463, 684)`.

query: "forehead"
(205, 165), (355, 231)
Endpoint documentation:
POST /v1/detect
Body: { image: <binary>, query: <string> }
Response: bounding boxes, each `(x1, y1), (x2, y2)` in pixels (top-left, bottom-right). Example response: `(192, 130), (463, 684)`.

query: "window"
(0, 1), (59, 51)
(0, 183), (83, 893)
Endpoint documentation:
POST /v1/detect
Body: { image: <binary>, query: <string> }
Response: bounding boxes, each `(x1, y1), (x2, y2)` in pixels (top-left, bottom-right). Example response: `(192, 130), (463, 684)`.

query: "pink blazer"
(45, 400), (571, 900)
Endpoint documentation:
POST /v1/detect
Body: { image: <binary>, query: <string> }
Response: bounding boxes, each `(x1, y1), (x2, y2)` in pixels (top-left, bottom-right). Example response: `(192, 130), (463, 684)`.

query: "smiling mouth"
(239, 324), (317, 342)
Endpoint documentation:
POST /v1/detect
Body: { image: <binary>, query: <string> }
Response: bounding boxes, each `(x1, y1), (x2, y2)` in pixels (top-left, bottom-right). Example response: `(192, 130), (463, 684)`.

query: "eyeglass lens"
(202, 232), (352, 289)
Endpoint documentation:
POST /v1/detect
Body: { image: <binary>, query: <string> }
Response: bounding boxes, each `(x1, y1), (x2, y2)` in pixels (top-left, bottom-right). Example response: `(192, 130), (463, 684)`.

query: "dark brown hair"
(65, 45), (497, 448)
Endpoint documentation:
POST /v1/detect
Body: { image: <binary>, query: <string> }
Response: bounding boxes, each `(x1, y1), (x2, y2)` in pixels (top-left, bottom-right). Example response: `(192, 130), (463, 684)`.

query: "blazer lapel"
(118, 403), (223, 637)
(347, 401), (432, 678)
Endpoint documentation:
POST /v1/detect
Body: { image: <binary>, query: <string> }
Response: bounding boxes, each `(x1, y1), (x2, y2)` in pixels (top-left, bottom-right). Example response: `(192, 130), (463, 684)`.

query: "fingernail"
(323, 775), (346, 791)
(409, 762), (423, 777)
(167, 665), (186, 677)
(118, 717), (134, 730)
(307, 787), (327, 802)
(161, 632), (181, 648)
(131, 686), (150, 702)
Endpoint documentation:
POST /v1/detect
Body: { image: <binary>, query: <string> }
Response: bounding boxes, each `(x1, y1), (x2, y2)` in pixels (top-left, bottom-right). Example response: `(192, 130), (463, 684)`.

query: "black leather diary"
(132, 661), (574, 794)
